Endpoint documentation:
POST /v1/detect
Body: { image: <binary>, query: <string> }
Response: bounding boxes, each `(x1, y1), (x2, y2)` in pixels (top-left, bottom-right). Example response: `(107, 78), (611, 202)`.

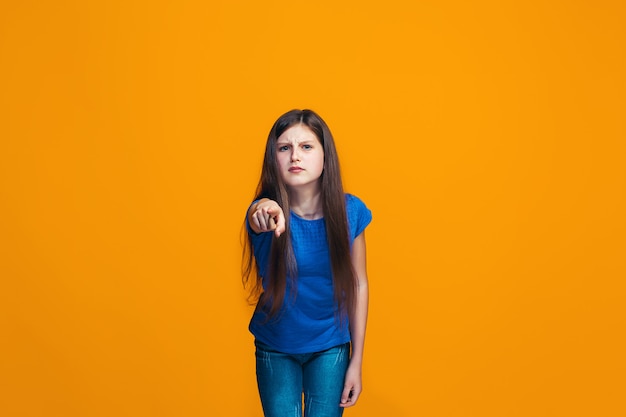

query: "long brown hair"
(242, 109), (356, 320)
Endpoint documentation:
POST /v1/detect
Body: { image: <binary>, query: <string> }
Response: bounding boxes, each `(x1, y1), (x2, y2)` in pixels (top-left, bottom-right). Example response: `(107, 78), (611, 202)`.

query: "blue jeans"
(255, 340), (350, 417)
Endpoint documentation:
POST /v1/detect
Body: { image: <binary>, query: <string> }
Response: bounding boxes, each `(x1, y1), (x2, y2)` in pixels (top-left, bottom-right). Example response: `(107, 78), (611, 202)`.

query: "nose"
(291, 148), (301, 162)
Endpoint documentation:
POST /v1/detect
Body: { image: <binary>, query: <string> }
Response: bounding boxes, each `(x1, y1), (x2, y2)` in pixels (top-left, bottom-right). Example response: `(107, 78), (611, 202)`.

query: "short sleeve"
(345, 194), (372, 242)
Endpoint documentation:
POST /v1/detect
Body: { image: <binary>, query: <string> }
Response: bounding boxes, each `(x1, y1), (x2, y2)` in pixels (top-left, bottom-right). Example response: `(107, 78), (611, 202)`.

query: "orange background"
(1, 1), (625, 416)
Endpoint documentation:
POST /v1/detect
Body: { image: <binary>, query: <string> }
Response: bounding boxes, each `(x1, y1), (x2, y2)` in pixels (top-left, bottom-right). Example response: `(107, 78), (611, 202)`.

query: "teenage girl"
(243, 109), (372, 417)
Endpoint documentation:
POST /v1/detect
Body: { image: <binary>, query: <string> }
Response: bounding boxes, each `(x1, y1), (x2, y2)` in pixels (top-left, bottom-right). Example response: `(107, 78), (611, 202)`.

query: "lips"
(288, 167), (304, 173)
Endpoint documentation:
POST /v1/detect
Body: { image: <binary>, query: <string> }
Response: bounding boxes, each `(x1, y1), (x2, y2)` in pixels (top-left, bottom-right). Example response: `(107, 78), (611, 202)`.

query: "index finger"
(274, 211), (285, 238)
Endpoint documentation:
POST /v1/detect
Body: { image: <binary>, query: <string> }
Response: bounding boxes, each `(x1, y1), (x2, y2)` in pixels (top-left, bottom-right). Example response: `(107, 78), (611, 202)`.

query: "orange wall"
(1, 1), (625, 416)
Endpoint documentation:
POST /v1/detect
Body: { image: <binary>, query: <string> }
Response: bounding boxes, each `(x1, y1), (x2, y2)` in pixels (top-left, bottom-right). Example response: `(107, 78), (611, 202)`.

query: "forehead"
(276, 124), (320, 143)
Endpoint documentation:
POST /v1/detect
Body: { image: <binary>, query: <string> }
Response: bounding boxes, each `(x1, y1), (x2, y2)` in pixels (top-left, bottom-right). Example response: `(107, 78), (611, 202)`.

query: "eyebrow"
(276, 140), (315, 145)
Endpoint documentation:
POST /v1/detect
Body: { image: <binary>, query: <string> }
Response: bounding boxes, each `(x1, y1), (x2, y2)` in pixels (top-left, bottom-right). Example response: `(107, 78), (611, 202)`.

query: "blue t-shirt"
(247, 194), (372, 354)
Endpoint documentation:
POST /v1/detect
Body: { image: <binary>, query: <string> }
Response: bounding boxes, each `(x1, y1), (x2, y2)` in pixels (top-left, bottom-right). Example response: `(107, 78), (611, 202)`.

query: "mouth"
(288, 167), (304, 173)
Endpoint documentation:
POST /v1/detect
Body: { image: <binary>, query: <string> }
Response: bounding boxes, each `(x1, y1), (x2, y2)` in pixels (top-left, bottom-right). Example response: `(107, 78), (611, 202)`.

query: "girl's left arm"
(340, 231), (369, 408)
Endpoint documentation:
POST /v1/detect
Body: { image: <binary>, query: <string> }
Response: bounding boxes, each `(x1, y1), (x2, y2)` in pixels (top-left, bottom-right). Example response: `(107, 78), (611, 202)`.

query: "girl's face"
(275, 124), (324, 192)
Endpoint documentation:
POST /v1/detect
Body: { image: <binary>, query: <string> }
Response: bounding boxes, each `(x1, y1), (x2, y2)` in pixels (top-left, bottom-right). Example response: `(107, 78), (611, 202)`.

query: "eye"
(302, 144), (313, 150)
(278, 145), (290, 152)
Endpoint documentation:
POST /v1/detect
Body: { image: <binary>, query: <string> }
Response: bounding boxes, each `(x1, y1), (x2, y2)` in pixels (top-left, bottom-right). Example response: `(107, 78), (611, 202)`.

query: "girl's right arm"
(248, 198), (286, 237)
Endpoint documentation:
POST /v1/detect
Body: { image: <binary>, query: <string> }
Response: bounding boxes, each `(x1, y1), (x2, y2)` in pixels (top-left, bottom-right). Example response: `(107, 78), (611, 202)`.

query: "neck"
(288, 186), (323, 220)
